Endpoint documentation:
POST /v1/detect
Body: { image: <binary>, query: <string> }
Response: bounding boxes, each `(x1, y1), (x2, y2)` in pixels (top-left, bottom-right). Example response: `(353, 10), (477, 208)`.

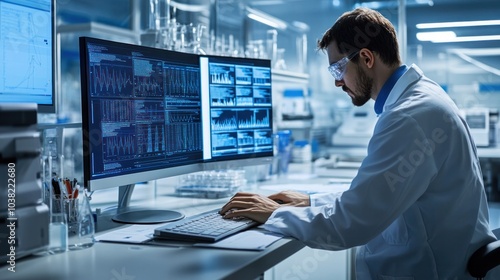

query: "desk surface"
(1, 237), (303, 280)
(0, 179), (308, 280)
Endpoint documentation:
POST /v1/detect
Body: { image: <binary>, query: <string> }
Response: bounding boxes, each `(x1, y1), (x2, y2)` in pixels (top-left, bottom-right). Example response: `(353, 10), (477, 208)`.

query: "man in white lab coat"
(221, 7), (498, 279)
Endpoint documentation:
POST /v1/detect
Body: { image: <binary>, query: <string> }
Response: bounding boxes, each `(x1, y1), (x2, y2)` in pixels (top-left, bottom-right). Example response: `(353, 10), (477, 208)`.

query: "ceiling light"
(416, 32), (500, 43)
(354, 0), (433, 9)
(416, 20), (500, 29)
(432, 35), (500, 43)
(416, 31), (456, 42)
(449, 48), (500, 56)
(246, 7), (287, 30)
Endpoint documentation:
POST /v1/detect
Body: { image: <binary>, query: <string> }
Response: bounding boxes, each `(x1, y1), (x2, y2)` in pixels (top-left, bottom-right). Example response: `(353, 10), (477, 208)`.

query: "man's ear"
(359, 48), (375, 69)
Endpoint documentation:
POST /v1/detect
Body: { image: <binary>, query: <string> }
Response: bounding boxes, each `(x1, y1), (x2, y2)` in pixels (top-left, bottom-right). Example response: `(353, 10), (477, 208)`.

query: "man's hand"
(220, 190), (310, 223)
(268, 190), (310, 207)
(220, 192), (280, 223)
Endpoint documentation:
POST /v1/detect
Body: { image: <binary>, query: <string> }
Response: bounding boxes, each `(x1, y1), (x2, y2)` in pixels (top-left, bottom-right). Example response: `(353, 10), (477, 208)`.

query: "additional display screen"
(0, 0), (55, 113)
(80, 37), (273, 190)
(201, 56), (273, 162)
(466, 114), (487, 129)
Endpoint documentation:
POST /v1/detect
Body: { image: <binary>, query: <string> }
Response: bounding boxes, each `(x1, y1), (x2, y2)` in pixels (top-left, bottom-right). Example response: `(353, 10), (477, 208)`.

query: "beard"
(349, 65), (373, 107)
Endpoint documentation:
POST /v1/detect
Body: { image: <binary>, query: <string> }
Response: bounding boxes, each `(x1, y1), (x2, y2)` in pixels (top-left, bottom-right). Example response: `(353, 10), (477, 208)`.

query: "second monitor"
(201, 55), (273, 163)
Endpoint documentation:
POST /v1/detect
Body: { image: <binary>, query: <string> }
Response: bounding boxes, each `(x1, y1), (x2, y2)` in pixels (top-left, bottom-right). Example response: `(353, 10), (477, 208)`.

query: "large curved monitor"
(0, 0), (55, 113)
(79, 36), (273, 224)
(80, 37), (204, 192)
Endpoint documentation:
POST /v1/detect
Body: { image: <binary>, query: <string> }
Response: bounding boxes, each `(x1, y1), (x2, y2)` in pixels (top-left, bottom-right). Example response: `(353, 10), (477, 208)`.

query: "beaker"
(180, 23), (206, 54)
(68, 187), (95, 250)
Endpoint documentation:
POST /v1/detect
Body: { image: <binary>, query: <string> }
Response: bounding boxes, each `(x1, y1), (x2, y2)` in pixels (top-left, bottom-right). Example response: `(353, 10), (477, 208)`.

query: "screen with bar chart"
(201, 55), (273, 163)
(79, 37), (273, 202)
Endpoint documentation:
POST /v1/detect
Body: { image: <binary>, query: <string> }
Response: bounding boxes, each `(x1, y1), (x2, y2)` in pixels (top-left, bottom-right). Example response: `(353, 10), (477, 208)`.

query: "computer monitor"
(463, 108), (490, 147)
(0, 0), (56, 113)
(80, 36), (273, 224)
(200, 55), (274, 169)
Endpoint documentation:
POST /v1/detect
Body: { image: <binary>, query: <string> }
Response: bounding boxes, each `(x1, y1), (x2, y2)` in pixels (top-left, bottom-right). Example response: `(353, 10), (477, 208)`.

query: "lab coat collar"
(374, 65), (409, 114)
(377, 64), (424, 115)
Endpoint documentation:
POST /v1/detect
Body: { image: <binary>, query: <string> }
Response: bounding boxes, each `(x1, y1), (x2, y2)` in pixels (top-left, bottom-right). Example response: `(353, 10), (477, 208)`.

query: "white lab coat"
(264, 64), (498, 279)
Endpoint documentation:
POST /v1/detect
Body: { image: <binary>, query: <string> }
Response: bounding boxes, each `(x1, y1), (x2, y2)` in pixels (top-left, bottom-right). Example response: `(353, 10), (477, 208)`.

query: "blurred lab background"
(52, 0), (500, 200)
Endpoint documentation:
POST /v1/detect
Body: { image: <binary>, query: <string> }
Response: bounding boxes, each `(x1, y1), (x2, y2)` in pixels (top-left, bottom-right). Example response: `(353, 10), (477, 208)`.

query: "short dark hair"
(317, 8), (401, 66)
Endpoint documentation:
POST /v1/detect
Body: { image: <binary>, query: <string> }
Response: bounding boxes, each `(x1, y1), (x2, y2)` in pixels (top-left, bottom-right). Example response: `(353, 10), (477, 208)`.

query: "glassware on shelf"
(274, 48), (287, 70)
(181, 23), (206, 54)
(140, 0), (162, 47)
(175, 170), (247, 198)
(157, 22), (206, 54)
(245, 40), (266, 59)
(296, 33), (308, 73)
(266, 29), (278, 63)
(142, 0), (177, 49)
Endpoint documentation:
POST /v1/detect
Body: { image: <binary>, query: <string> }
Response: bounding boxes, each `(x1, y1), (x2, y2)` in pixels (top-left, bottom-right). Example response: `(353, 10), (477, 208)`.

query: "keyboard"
(153, 208), (259, 242)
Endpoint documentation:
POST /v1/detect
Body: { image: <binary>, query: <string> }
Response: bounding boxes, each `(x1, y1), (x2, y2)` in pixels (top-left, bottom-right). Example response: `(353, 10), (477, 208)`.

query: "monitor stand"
(111, 184), (184, 224)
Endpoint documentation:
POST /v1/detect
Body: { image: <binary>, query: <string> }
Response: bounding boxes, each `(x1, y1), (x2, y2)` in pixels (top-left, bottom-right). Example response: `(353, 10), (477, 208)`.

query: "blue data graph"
(91, 64), (134, 97)
(209, 63), (235, 85)
(165, 64), (200, 97)
(237, 109), (271, 129)
(101, 122), (136, 160)
(211, 109), (238, 131)
(165, 110), (202, 153)
(133, 59), (164, 97)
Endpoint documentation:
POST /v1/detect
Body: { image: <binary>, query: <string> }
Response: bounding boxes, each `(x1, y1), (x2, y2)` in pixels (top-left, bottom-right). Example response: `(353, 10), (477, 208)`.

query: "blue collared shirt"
(374, 65), (409, 114)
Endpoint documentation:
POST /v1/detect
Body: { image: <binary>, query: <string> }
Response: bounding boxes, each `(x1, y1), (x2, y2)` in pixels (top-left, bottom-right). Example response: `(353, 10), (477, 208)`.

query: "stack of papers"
(96, 225), (283, 251)
(95, 224), (160, 243)
(194, 229), (283, 251)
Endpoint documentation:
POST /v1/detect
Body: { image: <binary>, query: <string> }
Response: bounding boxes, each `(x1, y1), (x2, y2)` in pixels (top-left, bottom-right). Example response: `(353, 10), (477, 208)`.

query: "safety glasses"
(327, 51), (360, 81)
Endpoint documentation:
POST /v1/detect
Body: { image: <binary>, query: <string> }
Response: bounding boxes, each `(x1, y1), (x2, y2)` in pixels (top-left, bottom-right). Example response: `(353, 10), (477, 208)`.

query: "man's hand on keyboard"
(268, 191), (310, 207)
(220, 192), (284, 223)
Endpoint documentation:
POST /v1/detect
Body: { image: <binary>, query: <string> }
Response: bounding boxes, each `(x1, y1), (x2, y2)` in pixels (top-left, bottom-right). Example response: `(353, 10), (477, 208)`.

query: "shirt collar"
(374, 65), (409, 114)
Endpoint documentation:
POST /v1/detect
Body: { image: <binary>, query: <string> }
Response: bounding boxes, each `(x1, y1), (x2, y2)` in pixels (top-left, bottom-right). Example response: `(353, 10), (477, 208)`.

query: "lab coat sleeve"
(264, 110), (438, 250)
(310, 192), (343, 207)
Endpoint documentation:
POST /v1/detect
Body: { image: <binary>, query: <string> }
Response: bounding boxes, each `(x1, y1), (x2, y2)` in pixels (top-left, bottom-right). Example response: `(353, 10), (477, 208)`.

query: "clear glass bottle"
(68, 188), (95, 250)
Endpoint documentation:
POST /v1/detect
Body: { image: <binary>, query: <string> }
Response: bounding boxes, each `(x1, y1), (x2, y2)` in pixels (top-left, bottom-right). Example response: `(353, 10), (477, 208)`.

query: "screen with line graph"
(0, 0), (55, 113)
(80, 37), (274, 192)
(80, 37), (204, 190)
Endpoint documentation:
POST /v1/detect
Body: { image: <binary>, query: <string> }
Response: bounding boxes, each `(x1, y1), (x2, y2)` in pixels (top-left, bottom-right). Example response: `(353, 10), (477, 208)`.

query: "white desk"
(1, 238), (303, 280)
(0, 170), (355, 280)
(0, 182), (305, 280)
